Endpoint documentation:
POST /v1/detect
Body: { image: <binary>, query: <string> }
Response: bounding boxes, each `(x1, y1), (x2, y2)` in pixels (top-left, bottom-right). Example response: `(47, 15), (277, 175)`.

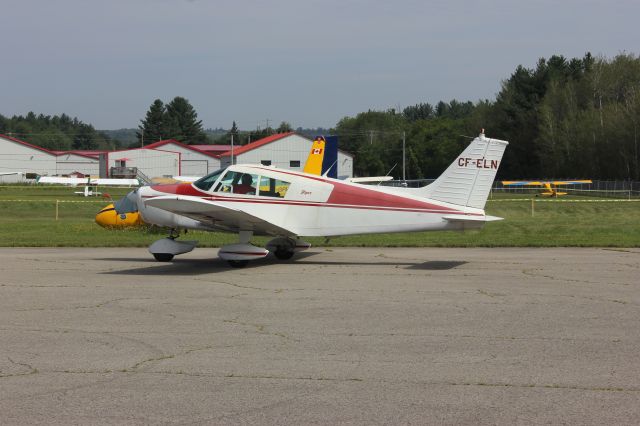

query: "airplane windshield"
(114, 190), (138, 214)
(193, 168), (225, 191)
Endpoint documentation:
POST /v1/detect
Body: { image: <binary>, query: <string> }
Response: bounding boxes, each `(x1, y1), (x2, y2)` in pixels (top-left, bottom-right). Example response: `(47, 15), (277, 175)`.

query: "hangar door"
(181, 160), (208, 177)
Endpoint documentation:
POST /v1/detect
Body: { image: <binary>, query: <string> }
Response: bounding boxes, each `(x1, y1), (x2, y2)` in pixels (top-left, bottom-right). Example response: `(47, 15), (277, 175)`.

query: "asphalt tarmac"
(1, 247), (639, 425)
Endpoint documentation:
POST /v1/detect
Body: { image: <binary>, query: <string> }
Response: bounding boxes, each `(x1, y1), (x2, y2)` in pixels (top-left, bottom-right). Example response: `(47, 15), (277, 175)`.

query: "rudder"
(419, 132), (508, 209)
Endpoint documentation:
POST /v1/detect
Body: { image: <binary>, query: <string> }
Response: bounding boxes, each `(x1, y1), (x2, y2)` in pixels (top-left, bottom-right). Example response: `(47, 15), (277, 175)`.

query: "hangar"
(219, 132), (354, 178)
(141, 139), (223, 176)
(0, 134), (99, 183)
(0, 132), (354, 182)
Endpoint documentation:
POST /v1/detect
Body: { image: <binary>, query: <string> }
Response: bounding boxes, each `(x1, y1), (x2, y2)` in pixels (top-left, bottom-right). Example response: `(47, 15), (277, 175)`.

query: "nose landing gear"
(148, 229), (198, 262)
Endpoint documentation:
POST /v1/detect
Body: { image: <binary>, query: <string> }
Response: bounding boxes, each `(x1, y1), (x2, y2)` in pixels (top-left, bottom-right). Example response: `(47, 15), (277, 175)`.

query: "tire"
(228, 260), (249, 268)
(274, 248), (295, 260)
(153, 253), (174, 262)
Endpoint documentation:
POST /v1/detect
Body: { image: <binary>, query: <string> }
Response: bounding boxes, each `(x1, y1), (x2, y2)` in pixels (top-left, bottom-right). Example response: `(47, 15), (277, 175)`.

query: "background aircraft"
(501, 180), (592, 197)
(107, 132), (507, 267)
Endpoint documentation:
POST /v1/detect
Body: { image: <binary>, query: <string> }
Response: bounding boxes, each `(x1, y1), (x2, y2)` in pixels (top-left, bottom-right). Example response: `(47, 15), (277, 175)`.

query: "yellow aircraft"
(501, 180), (592, 197)
(95, 196), (144, 227)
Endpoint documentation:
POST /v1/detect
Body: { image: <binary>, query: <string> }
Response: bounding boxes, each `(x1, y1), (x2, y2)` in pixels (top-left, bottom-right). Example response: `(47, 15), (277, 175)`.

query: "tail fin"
(418, 132), (508, 209)
(303, 136), (339, 178)
(303, 137), (326, 176)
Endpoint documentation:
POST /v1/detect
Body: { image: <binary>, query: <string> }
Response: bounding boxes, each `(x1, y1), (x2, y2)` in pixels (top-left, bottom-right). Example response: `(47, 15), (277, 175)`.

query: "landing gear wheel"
(153, 253), (174, 262)
(274, 248), (295, 260)
(228, 260), (249, 268)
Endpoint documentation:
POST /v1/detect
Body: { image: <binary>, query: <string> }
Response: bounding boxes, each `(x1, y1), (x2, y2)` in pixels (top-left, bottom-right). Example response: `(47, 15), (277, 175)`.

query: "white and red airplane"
(117, 132), (508, 267)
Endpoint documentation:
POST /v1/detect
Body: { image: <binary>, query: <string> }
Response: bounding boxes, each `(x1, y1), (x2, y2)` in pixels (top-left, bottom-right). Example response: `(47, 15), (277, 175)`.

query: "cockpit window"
(114, 190), (138, 214)
(193, 168), (225, 191)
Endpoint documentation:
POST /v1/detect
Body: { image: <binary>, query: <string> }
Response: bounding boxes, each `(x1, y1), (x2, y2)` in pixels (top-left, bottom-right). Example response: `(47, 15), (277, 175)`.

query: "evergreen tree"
(276, 121), (293, 133)
(164, 96), (207, 144)
(137, 99), (166, 145)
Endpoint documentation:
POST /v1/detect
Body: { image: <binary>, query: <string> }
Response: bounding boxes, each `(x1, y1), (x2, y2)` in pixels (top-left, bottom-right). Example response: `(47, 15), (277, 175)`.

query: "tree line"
(3, 52), (639, 179)
(0, 112), (119, 151)
(336, 53), (640, 180)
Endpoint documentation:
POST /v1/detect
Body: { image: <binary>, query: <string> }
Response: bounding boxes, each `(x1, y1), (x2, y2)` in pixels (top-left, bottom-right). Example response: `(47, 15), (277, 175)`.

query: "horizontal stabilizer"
(442, 214), (503, 222)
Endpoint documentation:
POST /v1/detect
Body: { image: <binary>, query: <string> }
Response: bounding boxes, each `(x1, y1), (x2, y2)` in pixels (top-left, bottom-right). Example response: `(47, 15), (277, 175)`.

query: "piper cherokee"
(112, 131), (508, 267)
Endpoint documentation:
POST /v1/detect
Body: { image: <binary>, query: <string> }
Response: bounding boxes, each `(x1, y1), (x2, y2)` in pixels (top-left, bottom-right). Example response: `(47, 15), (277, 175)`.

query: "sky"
(1, 0), (638, 130)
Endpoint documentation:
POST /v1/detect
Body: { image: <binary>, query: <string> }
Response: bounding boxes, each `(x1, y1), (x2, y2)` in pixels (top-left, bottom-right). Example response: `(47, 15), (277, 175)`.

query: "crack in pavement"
(522, 268), (632, 287)
(12, 297), (128, 312)
(1, 357), (38, 378)
(223, 317), (300, 342)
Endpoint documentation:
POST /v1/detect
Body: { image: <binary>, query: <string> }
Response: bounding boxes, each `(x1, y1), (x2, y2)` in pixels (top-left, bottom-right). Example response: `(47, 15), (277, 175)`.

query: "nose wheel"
(227, 260), (250, 268)
(153, 253), (175, 262)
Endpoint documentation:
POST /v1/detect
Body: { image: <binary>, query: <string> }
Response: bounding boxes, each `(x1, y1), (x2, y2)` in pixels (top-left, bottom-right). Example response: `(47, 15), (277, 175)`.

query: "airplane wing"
(502, 180), (591, 186)
(501, 181), (544, 186)
(144, 195), (297, 237)
(549, 180), (592, 185)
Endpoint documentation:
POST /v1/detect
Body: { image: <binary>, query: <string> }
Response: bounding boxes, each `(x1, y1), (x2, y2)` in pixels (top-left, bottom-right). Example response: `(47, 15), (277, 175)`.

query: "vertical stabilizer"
(303, 137), (326, 175)
(419, 132), (508, 209)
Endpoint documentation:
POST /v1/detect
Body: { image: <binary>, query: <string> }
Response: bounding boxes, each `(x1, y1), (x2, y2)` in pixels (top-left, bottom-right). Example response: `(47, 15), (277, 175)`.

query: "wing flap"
(144, 196), (296, 236)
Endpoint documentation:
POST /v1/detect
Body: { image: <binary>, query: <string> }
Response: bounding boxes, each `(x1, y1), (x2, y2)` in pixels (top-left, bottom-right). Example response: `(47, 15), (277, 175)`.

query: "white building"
(104, 147), (180, 179)
(142, 140), (223, 176)
(219, 132), (354, 178)
(0, 132), (354, 183)
(0, 134), (99, 183)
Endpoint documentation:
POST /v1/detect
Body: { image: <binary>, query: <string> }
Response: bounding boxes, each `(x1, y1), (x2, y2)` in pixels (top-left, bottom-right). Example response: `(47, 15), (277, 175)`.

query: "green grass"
(0, 185), (638, 247)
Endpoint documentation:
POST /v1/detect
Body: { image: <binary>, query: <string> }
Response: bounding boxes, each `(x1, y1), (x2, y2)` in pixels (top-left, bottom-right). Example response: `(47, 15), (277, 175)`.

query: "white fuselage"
(135, 165), (486, 237)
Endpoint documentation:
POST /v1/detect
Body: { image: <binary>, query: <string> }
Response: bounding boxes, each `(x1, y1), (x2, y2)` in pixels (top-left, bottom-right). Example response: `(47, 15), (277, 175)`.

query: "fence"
(492, 180), (640, 199)
(381, 179), (640, 198)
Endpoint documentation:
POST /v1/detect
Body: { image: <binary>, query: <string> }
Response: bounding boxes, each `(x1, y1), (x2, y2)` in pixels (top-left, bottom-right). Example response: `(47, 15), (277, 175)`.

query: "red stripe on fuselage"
(151, 183), (206, 196)
(148, 174), (465, 214)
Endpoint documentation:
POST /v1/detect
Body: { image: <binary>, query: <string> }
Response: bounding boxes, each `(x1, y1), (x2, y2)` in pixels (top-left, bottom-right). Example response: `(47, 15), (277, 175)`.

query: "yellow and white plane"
(501, 180), (592, 197)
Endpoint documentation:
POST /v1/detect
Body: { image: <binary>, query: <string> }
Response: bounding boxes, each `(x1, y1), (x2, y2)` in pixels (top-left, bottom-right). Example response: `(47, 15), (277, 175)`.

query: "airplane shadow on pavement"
(99, 252), (468, 276)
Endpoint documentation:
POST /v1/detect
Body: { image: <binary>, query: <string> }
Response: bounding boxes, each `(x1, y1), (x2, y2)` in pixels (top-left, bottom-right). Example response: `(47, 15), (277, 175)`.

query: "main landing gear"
(148, 230), (311, 268)
(218, 231), (269, 268)
(148, 229), (198, 262)
(265, 237), (311, 261)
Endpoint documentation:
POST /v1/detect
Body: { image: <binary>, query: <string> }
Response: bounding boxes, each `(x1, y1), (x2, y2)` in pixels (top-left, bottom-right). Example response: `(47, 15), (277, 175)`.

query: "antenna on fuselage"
(377, 163), (397, 186)
(321, 160), (339, 178)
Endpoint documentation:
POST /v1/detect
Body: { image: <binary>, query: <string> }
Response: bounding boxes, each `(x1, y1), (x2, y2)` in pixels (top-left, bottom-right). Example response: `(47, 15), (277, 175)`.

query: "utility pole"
(230, 133), (234, 165)
(141, 132), (144, 148)
(402, 131), (406, 181)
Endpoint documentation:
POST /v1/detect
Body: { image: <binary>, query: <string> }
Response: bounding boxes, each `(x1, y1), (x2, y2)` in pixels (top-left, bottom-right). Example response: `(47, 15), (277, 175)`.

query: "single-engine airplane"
(501, 180), (592, 197)
(95, 136), (336, 228)
(108, 131), (508, 267)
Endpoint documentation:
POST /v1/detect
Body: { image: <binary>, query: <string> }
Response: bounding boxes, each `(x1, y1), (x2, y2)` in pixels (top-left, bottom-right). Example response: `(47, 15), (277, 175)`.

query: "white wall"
(337, 150), (354, 179)
(0, 137), (57, 176)
(152, 142), (221, 176)
(55, 153), (99, 175)
(107, 148), (180, 178)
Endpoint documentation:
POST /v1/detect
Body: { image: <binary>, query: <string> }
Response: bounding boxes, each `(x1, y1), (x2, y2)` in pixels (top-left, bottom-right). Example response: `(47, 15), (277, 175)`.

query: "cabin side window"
(258, 176), (291, 198)
(214, 171), (258, 195)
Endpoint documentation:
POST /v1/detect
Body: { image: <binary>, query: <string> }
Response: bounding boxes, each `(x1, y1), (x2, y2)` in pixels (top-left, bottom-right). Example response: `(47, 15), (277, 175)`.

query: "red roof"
(1, 133), (56, 156)
(218, 132), (295, 157)
(0, 134), (100, 160)
(51, 150), (106, 158)
(190, 144), (232, 154)
(142, 139), (221, 158)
